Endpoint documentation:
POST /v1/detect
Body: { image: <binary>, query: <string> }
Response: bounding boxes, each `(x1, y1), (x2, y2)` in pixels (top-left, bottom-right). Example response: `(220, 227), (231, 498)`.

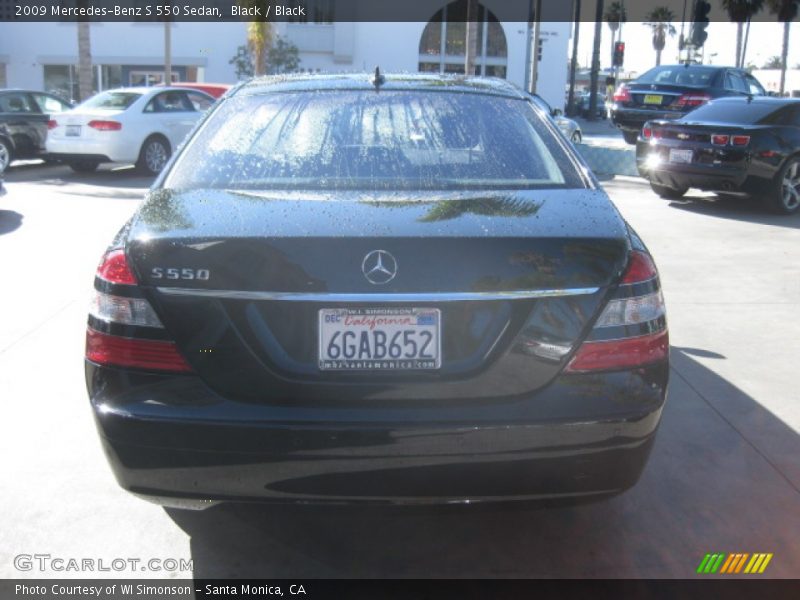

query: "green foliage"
(268, 37), (301, 75)
(229, 45), (254, 80)
(604, 1), (627, 31)
(721, 0), (765, 21)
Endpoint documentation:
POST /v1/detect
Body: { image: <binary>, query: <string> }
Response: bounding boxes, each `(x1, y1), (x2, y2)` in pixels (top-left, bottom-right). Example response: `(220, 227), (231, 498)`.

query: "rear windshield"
(682, 100), (778, 124)
(80, 92), (141, 110)
(165, 90), (584, 191)
(637, 66), (718, 87)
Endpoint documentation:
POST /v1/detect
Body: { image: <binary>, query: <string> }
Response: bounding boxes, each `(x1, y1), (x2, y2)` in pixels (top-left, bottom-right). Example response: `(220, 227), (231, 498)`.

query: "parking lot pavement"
(0, 166), (798, 579)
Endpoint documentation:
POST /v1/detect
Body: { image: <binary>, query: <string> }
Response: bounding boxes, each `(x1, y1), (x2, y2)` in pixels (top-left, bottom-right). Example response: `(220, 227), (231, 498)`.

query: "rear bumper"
(636, 142), (750, 192)
(46, 136), (134, 163)
(47, 153), (112, 164)
(610, 107), (684, 132)
(87, 361), (668, 506)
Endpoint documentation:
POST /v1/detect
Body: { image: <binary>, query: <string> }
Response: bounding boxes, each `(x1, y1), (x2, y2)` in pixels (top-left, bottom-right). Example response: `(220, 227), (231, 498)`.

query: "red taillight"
(674, 93), (711, 109)
(711, 134), (729, 146)
(620, 251), (657, 284)
(96, 248), (138, 285)
(613, 85), (631, 103)
(48, 119), (58, 130)
(88, 120), (122, 131)
(566, 251), (667, 373)
(565, 330), (669, 372)
(86, 328), (192, 373)
(731, 135), (750, 146)
(642, 126), (652, 140)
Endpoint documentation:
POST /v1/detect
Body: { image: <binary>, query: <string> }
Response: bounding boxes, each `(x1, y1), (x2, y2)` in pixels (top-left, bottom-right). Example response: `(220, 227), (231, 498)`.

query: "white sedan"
(46, 86), (215, 175)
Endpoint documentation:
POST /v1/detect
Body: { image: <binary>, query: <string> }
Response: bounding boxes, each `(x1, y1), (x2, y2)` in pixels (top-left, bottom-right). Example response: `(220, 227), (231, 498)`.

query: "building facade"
(0, 1), (572, 108)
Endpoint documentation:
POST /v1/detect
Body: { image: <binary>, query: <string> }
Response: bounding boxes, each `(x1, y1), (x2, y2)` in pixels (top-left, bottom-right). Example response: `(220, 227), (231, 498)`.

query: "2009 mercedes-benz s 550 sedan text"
(85, 74), (669, 509)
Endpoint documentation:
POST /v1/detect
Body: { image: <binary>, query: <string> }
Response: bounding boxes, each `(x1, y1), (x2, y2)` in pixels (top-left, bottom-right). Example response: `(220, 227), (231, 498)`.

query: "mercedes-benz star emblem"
(362, 250), (398, 285)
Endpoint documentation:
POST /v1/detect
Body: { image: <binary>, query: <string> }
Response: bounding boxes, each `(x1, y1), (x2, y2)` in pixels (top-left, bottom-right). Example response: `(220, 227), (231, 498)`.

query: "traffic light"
(537, 38), (543, 62)
(691, 0), (711, 47)
(612, 42), (625, 67)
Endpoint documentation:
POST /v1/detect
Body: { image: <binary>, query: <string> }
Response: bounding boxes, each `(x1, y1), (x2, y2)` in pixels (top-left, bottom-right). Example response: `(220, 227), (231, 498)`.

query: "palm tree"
(247, 22), (273, 76)
(604, 1), (627, 65)
(643, 7), (677, 67)
(75, 0), (92, 102)
(766, 0), (799, 95)
(721, 0), (765, 68)
(237, 1), (273, 76)
(77, 22), (92, 102)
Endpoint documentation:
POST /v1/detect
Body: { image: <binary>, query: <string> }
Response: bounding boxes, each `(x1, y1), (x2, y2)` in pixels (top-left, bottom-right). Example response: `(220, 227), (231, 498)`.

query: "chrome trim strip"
(156, 287), (600, 302)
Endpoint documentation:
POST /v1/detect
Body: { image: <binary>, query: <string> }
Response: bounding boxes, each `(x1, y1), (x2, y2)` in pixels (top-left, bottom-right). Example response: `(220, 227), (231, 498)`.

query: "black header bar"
(0, 0), (794, 23)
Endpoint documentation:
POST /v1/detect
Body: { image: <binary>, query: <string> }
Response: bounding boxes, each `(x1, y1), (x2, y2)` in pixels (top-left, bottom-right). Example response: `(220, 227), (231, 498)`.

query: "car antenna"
(372, 66), (385, 90)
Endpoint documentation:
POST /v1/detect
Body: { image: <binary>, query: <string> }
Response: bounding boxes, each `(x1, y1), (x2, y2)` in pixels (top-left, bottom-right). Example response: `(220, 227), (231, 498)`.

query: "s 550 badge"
(151, 267), (210, 281)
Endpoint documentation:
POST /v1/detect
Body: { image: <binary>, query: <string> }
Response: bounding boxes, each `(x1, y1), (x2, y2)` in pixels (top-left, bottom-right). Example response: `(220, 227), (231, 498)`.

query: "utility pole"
(567, 0), (581, 116)
(529, 0), (542, 94)
(465, 0), (479, 76)
(588, 0), (604, 121)
(164, 21), (172, 85)
(523, 0), (533, 92)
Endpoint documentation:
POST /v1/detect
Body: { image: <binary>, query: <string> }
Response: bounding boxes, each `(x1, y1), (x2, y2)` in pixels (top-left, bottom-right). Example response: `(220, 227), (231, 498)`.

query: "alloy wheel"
(781, 159), (800, 212)
(144, 140), (169, 174)
(0, 140), (10, 173)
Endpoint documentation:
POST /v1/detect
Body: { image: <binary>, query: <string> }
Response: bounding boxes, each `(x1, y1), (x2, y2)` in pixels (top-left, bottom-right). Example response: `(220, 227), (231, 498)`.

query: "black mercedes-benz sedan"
(85, 74), (669, 508)
(636, 97), (800, 214)
(610, 65), (766, 144)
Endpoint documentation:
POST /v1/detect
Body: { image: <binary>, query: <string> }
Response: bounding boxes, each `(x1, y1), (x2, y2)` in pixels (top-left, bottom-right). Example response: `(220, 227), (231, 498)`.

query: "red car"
(168, 83), (231, 99)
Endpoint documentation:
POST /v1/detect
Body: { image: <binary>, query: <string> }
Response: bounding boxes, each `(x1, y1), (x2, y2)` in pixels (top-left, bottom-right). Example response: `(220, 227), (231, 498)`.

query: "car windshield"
(637, 66), (718, 86)
(80, 92), (141, 110)
(682, 100), (780, 124)
(166, 90), (583, 191)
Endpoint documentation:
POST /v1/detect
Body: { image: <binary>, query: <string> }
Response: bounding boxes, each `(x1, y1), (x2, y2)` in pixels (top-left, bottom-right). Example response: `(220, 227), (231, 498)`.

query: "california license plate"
(65, 125), (81, 137)
(318, 308), (441, 370)
(669, 148), (693, 164)
(643, 94), (663, 105)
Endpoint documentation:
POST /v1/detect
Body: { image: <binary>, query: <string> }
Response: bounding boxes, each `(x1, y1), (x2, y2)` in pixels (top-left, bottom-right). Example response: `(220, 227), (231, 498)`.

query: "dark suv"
(610, 65), (766, 144)
(0, 89), (72, 170)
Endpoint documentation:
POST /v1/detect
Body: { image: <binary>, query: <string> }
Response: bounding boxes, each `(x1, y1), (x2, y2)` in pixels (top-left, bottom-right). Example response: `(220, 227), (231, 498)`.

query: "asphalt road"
(1, 163), (799, 580)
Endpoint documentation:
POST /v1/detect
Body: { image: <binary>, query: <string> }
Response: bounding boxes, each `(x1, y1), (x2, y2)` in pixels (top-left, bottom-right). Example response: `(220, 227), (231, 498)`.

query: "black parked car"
(86, 74), (669, 508)
(576, 92), (607, 119)
(0, 89), (72, 170)
(611, 65), (766, 144)
(636, 97), (800, 214)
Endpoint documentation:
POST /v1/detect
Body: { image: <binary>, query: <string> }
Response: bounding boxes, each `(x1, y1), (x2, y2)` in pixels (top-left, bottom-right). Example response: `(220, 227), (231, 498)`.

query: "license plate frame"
(318, 307), (441, 371)
(65, 125), (81, 137)
(669, 148), (693, 164)
(643, 94), (664, 105)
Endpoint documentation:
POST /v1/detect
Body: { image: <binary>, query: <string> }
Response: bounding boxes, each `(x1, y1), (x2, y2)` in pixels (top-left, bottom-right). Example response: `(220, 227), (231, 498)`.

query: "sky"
(574, 20), (800, 76)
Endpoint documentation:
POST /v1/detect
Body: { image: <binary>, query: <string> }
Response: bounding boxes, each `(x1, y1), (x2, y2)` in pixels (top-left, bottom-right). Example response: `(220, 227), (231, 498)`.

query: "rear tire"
(68, 160), (100, 173)
(0, 138), (12, 173)
(622, 130), (639, 145)
(571, 130), (582, 144)
(650, 182), (688, 199)
(766, 156), (800, 215)
(137, 135), (171, 176)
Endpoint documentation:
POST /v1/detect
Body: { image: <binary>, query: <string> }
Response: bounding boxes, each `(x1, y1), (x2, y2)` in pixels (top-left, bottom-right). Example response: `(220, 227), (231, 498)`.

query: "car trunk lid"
(125, 188), (631, 403)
